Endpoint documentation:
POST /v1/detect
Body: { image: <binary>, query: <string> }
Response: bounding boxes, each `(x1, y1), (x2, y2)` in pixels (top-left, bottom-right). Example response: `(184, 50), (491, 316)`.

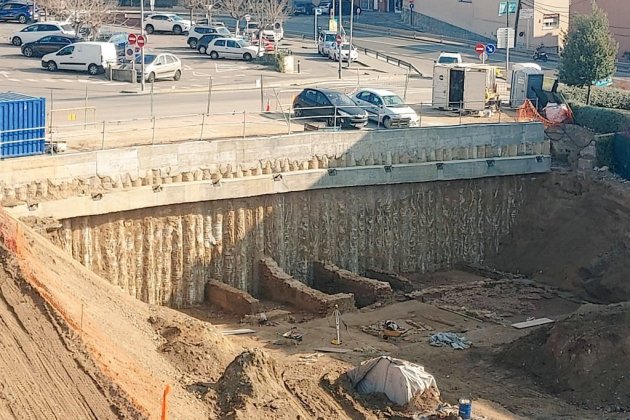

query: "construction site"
(0, 116), (629, 420)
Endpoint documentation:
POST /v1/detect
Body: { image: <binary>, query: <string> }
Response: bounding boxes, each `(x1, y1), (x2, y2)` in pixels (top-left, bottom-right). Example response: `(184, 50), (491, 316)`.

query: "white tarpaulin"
(346, 356), (438, 406)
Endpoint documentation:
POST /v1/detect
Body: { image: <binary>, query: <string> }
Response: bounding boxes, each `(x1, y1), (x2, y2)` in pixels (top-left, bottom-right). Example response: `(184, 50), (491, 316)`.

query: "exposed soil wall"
(51, 176), (533, 307)
(488, 172), (630, 303)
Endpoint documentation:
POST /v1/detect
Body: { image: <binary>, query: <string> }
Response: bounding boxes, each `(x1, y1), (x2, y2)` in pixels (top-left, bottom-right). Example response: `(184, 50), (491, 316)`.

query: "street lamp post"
(140, 0), (145, 92)
(338, 0), (342, 79)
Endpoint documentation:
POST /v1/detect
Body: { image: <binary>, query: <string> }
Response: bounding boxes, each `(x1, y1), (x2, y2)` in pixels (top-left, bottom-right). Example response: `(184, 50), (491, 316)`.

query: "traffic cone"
(265, 99), (270, 112)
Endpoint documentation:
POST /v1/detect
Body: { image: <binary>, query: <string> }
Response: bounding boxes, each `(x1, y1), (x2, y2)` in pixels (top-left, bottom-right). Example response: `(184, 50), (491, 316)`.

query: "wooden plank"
(221, 328), (256, 335)
(314, 347), (352, 354)
(512, 318), (554, 329)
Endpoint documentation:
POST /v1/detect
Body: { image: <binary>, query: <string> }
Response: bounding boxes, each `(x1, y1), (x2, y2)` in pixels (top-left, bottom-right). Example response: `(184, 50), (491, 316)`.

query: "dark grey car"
(292, 88), (368, 128)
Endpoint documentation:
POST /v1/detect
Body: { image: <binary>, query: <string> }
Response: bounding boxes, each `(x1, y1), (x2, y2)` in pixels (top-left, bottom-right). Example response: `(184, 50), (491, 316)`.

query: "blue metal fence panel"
(0, 92), (46, 158)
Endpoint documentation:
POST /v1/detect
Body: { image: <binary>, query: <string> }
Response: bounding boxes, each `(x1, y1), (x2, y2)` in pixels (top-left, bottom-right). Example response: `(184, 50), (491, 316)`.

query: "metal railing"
(44, 99), (520, 154)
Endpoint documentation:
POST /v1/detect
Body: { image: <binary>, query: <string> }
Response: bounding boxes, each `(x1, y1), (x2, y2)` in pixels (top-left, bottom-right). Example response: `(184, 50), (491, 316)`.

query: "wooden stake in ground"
(329, 305), (345, 345)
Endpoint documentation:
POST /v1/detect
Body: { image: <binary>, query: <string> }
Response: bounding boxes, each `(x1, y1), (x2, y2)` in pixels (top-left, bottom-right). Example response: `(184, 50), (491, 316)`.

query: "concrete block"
(206, 280), (262, 316)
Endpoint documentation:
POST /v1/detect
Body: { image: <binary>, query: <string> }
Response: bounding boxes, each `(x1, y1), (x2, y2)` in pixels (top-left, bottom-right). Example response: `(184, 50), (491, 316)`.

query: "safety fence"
(45, 99), (520, 154)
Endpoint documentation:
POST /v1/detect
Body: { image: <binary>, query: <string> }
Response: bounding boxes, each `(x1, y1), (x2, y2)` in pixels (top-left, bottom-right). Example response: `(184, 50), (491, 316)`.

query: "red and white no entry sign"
(474, 43), (485, 54)
(127, 33), (137, 45)
(137, 35), (146, 48)
(336, 34), (342, 45)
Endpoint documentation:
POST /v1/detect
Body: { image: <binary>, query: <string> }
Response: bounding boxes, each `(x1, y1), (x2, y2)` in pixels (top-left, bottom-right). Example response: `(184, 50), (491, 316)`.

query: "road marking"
(25, 78), (38, 82)
(8, 78), (20, 82)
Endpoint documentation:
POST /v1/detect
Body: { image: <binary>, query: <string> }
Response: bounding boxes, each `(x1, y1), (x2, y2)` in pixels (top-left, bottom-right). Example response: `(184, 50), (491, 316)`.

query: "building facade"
(401, 0), (569, 50)
(570, 0), (630, 61)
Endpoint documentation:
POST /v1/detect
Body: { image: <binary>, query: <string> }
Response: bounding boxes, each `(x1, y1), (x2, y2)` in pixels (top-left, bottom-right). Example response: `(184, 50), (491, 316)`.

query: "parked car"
(319, 2), (331, 14)
(196, 33), (224, 54)
(436, 52), (463, 64)
(292, 88), (368, 128)
(187, 24), (230, 49)
(41, 41), (117, 75)
(21, 35), (78, 57)
(293, 2), (314, 15)
(251, 36), (274, 52)
(352, 88), (419, 128)
(0, 1), (37, 24)
(317, 30), (336, 56)
(261, 23), (283, 42)
(206, 37), (263, 61)
(133, 52), (182, 83)
(144, 13), (192, 35)
(194, 18), (226, 27)
(8, 21), (75, 46)
(328, 42), (358, 62)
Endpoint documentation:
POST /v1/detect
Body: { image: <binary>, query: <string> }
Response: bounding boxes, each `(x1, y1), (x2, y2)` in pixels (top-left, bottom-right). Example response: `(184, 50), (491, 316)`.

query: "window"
(227, 40), (237, 48)
(542, 14), (559, 29)
(22, 25), (38, 32)
(39, 36), (53, 43)
(57, 46), (74, 56)
(357, 92), (370, 102)
(214, 39), (225, 47)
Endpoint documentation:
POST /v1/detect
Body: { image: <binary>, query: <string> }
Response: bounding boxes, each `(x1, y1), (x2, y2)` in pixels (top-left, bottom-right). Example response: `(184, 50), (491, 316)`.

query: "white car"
(186, 24), (230, 49)
(206, 37), (263, 61)
(144, 13), (192, 35)
(9, 21), (75, 46)
(436, 52), (463, 64)
(133, 52), (182, 83)
(352, 88), (420, 128)
(41, 42), (117, 75)
(329, 42), (358, 62)
(261, 23), (283, 42)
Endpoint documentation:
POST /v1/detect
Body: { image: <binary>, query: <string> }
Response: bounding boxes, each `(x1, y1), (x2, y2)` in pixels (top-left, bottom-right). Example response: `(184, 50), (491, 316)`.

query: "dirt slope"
(0, 210), (237, 419)
(498, 302), (630, 412)
(0, 246), (126, 419)
(488, 172), (630, 303)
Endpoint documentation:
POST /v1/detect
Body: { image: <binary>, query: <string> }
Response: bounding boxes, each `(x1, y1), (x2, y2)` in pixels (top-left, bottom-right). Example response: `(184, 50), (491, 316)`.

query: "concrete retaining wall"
(0, 123), (547, 207)
(205, 280), (262, 316)
(259, 258), (356, 316)
(313, 261), (393, 308)
(364, 268), (414, 293)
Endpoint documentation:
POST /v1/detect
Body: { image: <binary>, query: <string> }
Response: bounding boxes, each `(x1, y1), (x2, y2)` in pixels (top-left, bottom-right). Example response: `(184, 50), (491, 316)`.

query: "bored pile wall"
(52, 176), (532, 307)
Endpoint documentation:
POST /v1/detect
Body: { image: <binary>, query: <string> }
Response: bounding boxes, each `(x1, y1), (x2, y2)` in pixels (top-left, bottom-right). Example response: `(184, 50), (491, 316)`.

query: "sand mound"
(0, 241), (139, 419)
(498, 303), (630, 412)
(216, 348), (313, 419)
(489, 172), (630, 303)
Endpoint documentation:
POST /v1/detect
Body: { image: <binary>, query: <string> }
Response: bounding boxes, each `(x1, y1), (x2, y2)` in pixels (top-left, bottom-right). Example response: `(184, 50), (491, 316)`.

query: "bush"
(560, 85), (630, 110)
(570, 103), (630, 134)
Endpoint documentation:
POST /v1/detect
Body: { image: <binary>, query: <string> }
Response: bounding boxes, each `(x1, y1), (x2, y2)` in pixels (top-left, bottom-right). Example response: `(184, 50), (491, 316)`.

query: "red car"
(251, 37), (275, 52)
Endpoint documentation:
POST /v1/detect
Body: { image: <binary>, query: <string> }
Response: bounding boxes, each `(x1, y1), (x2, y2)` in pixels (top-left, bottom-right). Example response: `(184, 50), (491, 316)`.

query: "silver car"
(135, 52), (182, 83)
(353, 88), (420, 128)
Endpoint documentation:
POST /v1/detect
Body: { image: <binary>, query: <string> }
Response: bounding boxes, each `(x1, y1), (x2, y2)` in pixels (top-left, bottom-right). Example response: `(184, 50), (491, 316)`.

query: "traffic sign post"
(137, 34), (146, 89)
(409, 0), (415, 25)
(137, 35), (146, 48)
(485, 43), (496, 55)
(314, 8), (322, 41)
(475, 43), (485, 63)
(128, 33), (136, 45)
(336, 33), (342, 45)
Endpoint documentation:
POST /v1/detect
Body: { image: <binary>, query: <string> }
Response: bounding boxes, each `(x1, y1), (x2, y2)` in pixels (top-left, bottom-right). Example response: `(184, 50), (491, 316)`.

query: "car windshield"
(382, 95), (405, 106)
(341, 44), (353, 51)
(237, 40), (250, 48)
(438, 56), (459, 64)
(61, 24), (73, 31)
(171, 15), (183, 21)
(326, 92), (355, 106)
(324, 34), (335, 42)
(135, 54), (157, 64)
(217, 27), (230, 35)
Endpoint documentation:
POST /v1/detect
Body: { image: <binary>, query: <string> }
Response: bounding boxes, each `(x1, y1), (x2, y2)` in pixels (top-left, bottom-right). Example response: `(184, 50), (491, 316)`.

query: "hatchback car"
(0, 1), (37, 23)
(135, 52), (182, 83)
(196, 33), (224, 54)
(144, 13), (192, 35)
(292, 88), (368, 128)
(206, 37), (263, 61)
(187, 25), (230, 49)
(21, 35), (78, 57)
(329, 42), (358, 62)
(9, 21), (75, 46)
(353, 88), (419, 128)
(436, 52), (463, 64)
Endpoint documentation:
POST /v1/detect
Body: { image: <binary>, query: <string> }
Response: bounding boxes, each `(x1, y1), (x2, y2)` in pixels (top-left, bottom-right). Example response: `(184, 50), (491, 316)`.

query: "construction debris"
(429, 332), (472, 350)
(512, 317), (555, 329)
(221, 328), (256, 336)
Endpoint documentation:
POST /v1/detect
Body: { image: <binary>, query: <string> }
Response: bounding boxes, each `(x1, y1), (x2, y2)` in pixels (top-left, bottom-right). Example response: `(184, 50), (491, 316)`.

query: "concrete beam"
(7, 155), (551, 220)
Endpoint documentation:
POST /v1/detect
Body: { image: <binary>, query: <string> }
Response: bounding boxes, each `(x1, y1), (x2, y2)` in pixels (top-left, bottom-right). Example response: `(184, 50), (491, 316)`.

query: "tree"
(220, 0), (249, 35)
(557, 2), (618, 104)
(42, 0), (115, 39)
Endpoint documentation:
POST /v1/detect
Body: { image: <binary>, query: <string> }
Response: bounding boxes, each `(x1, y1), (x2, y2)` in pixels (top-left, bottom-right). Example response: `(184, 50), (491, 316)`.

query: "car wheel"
(147, 72), (156, 83)
(294, 106), (303, 118)
(173, 69), (181, 81)
(189, 39), (197, 49)
(12, 37), (22, 46)
(326, 117), (336, 127)
(382, 116), (392, 129)
(88, 63), (99, 75)
(18, 14), (26, 24)
(173, 25), (182, 35)
(198, 46), (206, 54)
(145, 25), (154, 34)
(243, 52), (252, 61)
(22, 46), (33, 57)
(47, 61), (57, 72)
(209, 51), (218, 59)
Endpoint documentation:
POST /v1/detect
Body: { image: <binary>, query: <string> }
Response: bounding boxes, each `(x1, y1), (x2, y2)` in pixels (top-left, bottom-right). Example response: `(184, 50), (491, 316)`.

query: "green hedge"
(570, 103), (630, 134)
(560, 85), (630, 111)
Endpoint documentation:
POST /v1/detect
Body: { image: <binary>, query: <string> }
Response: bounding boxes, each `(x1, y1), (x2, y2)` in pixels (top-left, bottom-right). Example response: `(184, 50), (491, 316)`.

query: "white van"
(41, 42), (118, 75)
